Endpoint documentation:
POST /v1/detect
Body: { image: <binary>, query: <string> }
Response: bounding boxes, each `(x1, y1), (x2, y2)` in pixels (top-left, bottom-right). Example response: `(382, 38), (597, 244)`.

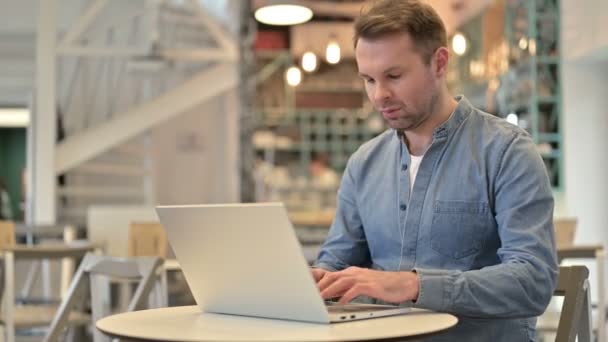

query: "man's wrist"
(411, 270), (420, 302)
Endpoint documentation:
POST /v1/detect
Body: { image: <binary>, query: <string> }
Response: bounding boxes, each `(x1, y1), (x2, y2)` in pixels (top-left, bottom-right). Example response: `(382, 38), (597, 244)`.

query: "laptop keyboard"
(326, 304), (396, 313)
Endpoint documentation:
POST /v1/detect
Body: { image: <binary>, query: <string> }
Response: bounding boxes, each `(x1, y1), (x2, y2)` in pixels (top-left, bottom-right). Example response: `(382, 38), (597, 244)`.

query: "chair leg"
(20, 260), (40, 300)
(596, 249), (606, 342)
(44, 254), (92, 342)
(4, 252), (15, 342)
(90, 274), (112, 342)
(579, 280), (593, 342)
(155, 268), (168, 308)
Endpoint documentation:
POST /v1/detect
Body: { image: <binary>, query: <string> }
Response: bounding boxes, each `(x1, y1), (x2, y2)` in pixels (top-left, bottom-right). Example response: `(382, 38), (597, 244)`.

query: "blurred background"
(0, 0), (608, 340)
(0, 0), (605, 243)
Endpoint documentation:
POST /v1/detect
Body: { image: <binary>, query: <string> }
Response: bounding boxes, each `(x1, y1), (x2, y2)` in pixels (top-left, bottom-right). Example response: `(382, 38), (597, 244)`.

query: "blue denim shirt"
(314, 96), (558, 341)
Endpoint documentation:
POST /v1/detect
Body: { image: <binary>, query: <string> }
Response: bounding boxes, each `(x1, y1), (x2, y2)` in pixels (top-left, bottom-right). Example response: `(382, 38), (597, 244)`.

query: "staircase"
(53, 0), (239, 225)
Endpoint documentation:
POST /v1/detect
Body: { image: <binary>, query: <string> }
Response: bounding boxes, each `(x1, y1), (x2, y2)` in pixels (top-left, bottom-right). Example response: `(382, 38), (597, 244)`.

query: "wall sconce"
(325, 37), (341, 64)
(254, 1), (313, 26)
(301, 51), (317, 72)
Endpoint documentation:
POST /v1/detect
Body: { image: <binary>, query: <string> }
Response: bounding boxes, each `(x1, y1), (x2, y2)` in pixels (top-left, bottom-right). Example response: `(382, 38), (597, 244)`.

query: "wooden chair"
(44, 253), (163, 342)
(128, 222), (167, 258)
(554, 217), (577, 248)
(553, 217), (606, 342)
(0, 220), (98, 342)
(127, 222), (174, 307)
(538, 265), (592, 342)
(0, 221), (16, 248)
(0, 220), (16, 297)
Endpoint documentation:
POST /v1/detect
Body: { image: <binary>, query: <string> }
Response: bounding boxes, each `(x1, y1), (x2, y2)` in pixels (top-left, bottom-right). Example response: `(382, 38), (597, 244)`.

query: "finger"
(311, 268), (326, 282)
(343, 266), (362, 274)
(339, 282), (375, 304)
(320, 277), (355, 300)
(317, 271), (338, 291)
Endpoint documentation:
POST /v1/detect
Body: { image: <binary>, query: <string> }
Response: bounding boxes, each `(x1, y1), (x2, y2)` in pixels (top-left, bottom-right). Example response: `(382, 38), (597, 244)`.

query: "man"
(312, 0), (558, 340)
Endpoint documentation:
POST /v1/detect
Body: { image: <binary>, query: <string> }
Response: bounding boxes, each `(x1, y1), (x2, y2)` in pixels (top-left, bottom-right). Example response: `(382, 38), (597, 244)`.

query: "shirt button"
(401, 164), (408, 171)
(400, 204), (407, 211)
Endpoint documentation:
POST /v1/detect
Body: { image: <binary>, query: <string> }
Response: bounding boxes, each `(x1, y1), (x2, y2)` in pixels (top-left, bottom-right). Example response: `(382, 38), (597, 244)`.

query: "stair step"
(112, 143), (146, 157)
(91, 153), (145, 165)
(57, 186), (143, 199)
(74, 163), (147, 176)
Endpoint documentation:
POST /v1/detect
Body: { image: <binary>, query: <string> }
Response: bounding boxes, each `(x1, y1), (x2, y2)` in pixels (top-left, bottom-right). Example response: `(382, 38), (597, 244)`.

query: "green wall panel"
(0, 128), (26, 220)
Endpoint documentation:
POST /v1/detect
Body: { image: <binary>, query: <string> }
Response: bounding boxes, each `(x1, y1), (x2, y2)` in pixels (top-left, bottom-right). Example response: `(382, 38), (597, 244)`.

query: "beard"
(383, 90), (440, 132)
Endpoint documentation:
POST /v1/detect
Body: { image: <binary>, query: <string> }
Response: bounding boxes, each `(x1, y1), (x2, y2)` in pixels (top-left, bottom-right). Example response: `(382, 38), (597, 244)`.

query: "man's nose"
(373, 83), (391, 102)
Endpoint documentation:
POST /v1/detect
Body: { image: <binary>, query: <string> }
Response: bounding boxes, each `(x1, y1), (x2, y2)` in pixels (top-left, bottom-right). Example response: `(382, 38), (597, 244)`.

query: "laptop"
(155, 202), (411, 323)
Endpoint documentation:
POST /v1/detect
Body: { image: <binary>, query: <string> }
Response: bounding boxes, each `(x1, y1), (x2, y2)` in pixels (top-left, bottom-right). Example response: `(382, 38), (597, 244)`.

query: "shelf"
(538, 95), (558, 104)
(540, 150), (561, 159)
(537, 56), (559, 64)
(538, 133), (561, 143)
(505, 0), (562, 188)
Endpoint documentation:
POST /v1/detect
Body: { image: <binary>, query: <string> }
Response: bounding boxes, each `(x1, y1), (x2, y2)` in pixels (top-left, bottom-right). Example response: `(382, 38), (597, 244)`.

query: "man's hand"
(311, 268), (329, 282)
(313, 266), (419, 304)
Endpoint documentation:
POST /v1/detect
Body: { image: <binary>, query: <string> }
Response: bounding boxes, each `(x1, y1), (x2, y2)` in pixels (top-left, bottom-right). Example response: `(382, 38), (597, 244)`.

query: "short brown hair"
(354, 0), (447, 63)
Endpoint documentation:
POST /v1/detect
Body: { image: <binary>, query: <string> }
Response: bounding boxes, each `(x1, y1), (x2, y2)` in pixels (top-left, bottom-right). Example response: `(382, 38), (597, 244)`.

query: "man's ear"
(432, 47), (450, 78)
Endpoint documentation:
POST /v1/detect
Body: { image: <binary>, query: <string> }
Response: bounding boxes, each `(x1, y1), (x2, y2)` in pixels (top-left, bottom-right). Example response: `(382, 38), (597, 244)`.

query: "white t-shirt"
(409, 155), (424, 193)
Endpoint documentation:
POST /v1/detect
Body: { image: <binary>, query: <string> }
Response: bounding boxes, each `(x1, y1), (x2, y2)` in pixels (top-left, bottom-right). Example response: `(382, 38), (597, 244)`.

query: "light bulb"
(326, 40), (341, 64)
(451, 33), (467, 56)
(285, 66), (302, 86)
(506, 113), (519, 126)
(518, 37), (528, 50)
(301, 51), (317, 72)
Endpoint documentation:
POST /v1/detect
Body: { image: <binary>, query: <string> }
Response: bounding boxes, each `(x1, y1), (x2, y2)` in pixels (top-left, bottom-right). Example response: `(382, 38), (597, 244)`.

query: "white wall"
(151, 89), (239, 205)
(561, 0), (608, 61)
(560, 0), (608, 245)
(561, 61), (608, 244)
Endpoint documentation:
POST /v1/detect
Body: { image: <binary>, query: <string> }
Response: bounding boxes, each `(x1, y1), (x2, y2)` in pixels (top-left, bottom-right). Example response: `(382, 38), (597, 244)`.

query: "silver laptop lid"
(156, 203), (331, 323)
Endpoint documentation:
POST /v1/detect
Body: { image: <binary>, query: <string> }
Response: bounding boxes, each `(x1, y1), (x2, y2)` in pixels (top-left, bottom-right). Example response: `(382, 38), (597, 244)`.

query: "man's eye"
(388, 74), (401, 79)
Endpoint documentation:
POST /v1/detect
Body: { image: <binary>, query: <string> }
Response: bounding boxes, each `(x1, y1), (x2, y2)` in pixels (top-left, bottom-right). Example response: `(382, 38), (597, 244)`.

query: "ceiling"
(253, 0), (496, 34)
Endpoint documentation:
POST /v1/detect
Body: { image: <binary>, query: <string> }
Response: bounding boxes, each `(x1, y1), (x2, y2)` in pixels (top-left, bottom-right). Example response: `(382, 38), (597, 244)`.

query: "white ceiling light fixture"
(451, 32), (467, 56)
(325, 38), (341, 64)
(285, 66), (302, 86)
(0, 108), (30, 127)
(255, 1), (313, 26)
(301, 51), (317, 72)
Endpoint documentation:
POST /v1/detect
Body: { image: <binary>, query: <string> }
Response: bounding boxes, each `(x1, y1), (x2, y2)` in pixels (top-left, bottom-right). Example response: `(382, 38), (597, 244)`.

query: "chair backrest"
(0, 220), (16, 249)
(554, 217), (577, 248)
(44, 253), (163, 342)
(128, 222), (167, 257)
(554, 265), (592, 342)
(0, 220), (14, 314)
(1, 243), (98, 342)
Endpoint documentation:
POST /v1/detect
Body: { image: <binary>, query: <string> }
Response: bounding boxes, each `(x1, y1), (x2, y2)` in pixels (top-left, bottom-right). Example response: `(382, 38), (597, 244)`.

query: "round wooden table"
(97, 305), (458, 341)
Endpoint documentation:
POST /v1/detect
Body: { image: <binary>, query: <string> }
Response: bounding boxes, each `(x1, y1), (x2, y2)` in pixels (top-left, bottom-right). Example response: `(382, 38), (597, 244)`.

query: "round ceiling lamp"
(255, 2), (313, 26)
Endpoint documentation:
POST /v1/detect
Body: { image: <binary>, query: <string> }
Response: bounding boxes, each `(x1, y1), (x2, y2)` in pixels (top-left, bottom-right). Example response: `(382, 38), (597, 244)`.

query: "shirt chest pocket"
(430, 200), (492, 259)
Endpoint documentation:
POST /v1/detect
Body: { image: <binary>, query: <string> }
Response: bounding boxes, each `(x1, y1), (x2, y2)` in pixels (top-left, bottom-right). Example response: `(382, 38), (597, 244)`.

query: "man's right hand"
(311, 268), (329, 282)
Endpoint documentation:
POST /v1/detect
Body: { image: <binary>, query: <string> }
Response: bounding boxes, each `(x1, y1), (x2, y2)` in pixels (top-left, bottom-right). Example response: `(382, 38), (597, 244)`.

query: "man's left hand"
(316, 266), (419, 304)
